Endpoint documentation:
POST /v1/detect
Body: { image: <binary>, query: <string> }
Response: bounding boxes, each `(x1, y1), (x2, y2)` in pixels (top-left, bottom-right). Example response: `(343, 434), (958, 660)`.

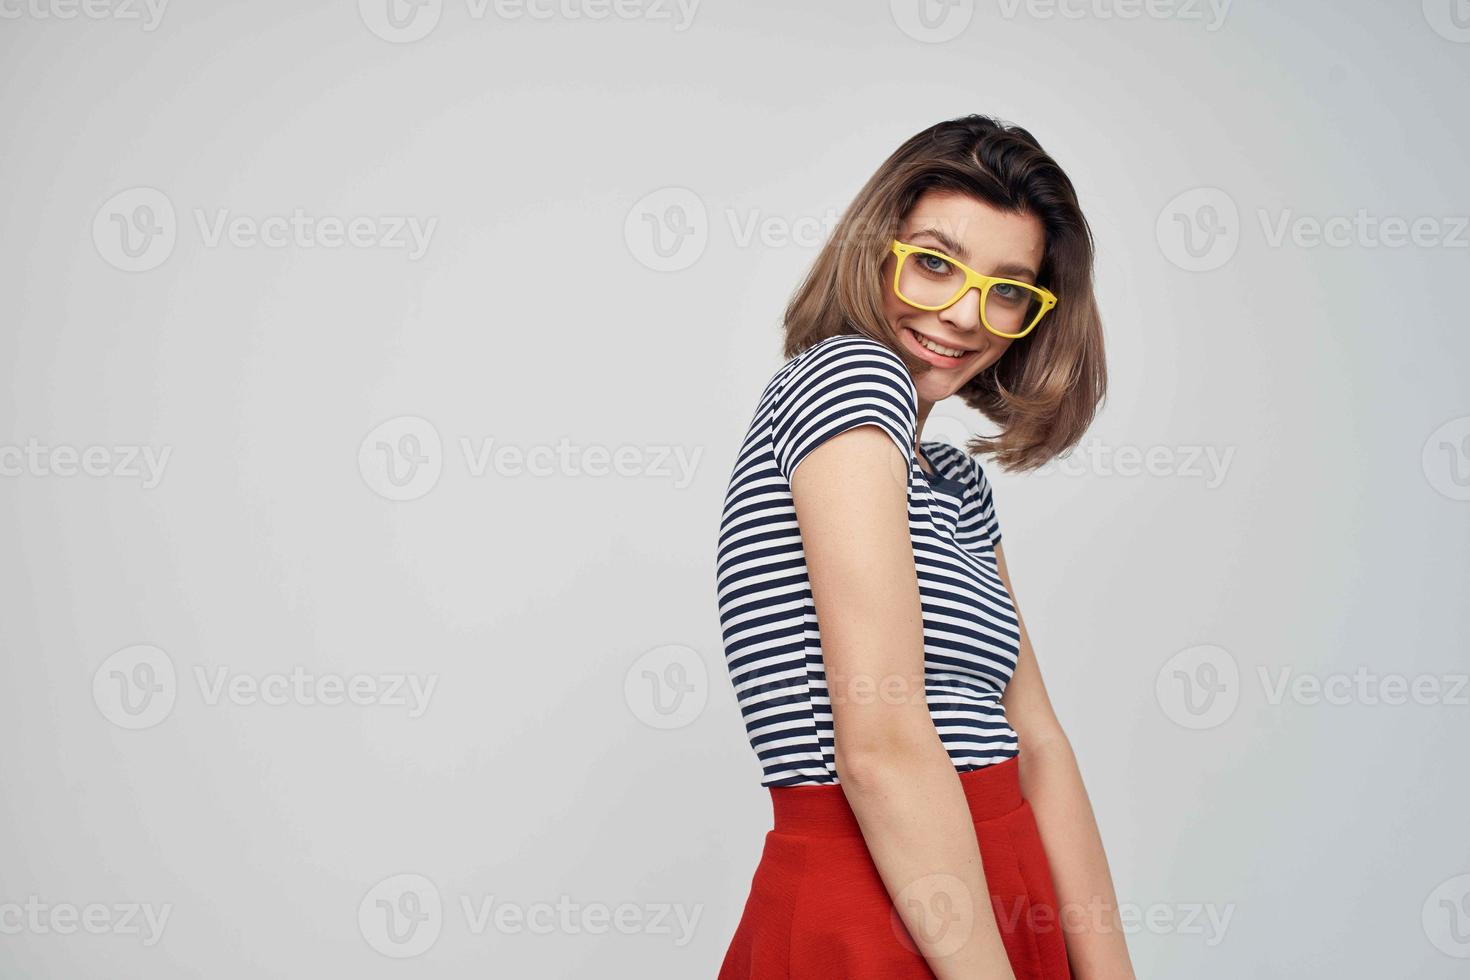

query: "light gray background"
(2, 0), (1467, 976)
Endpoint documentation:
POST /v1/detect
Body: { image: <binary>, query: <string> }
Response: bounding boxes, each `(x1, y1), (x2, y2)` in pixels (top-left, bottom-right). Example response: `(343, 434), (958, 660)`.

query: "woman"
(714, 115), (1133, 979)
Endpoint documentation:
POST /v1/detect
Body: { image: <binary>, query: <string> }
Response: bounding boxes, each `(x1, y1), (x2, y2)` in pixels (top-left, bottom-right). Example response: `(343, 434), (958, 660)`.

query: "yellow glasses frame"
(889, 239), (1058, 339)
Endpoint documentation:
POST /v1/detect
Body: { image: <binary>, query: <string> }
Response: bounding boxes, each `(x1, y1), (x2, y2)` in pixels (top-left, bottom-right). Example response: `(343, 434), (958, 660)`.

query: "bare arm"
(790, 425), (1017, 980)
(994, 541), (1136, 979)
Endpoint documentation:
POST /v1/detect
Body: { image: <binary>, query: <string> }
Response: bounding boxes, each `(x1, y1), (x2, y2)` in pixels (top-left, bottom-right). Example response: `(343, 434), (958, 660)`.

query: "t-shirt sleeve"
(769, 337), (919, 485)
(972, 457), (1002, 546)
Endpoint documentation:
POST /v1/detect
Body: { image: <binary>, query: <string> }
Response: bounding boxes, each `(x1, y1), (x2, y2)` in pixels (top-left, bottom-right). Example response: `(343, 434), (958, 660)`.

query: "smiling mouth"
(905, 327), (975, 360)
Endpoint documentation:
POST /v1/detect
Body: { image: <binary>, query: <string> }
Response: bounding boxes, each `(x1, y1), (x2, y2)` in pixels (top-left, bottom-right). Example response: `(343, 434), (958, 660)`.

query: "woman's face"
(880, 189), (1047, 406)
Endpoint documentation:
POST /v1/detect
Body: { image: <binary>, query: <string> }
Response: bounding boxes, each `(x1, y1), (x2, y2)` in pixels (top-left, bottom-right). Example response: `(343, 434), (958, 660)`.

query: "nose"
(939, 285), (983, 334)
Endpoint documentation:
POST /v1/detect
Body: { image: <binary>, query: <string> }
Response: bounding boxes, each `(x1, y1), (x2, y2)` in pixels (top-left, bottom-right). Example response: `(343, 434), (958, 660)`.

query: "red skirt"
(718, 756), (1071, 979)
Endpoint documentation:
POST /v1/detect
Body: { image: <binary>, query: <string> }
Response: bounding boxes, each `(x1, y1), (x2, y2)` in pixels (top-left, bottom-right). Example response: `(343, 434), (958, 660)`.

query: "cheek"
(881, 290), (906, 325)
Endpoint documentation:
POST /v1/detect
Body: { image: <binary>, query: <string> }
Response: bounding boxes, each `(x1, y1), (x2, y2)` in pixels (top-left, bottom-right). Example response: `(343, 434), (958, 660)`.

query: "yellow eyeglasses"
(889, 239), (1058, 339)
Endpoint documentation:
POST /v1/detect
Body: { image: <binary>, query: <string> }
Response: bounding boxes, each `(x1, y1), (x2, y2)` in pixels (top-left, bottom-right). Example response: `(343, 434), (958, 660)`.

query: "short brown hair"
(781, 114), (1106, 472)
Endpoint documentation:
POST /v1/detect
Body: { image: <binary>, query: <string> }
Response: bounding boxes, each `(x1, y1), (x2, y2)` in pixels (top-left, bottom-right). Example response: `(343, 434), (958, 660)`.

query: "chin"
(916, 377), (964, 404)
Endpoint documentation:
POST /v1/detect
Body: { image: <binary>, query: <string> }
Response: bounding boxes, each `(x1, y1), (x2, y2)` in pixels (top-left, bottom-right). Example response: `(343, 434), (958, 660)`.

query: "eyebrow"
(907, 226), (1039, 282)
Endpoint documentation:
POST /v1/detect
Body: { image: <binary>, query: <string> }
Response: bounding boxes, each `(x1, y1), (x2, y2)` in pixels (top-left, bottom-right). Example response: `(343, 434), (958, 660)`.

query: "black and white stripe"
(716, 333), (1021, 787)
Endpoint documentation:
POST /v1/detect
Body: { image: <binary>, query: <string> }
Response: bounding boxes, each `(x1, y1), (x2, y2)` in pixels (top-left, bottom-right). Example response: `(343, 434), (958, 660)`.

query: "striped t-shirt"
(716, 332), (1022, 787)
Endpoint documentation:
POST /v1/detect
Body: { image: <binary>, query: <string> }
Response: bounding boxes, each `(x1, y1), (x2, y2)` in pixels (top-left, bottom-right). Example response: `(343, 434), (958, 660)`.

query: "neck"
(914, 397), (936, 453)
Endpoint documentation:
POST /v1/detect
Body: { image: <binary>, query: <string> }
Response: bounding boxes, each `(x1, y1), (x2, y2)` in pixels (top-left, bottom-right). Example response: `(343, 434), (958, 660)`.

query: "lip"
(899, 325), (978, 368)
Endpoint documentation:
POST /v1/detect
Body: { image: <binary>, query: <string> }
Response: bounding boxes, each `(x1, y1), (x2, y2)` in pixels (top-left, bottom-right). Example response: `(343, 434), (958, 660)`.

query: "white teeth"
(912, 331), (968, 358)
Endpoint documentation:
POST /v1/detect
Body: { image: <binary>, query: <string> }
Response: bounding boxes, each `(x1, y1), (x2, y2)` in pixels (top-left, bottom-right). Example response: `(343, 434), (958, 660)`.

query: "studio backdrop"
(1, 1), (1467, 977)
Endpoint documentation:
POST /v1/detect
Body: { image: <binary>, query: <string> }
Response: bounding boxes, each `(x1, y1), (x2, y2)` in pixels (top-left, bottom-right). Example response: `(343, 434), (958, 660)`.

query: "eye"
(917, 252), (953, 275)
(991, 282), (1022, 301)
